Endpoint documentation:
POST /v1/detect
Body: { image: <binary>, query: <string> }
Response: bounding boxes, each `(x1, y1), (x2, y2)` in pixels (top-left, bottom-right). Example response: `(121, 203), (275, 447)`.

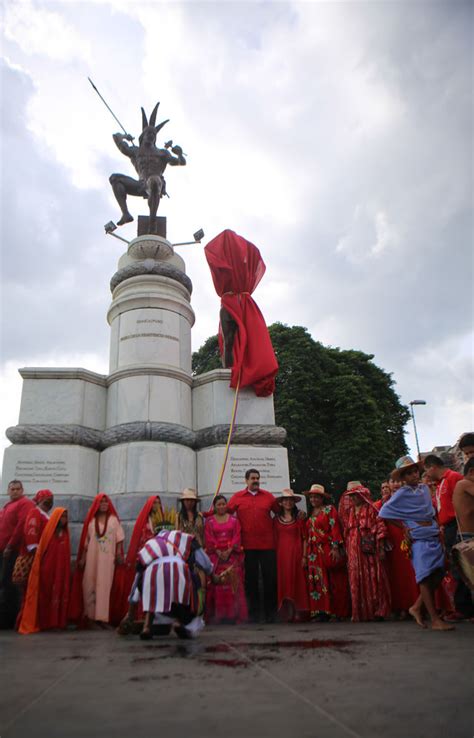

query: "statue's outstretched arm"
(167, 145), (186, 167)
(112, 132), (135, 158)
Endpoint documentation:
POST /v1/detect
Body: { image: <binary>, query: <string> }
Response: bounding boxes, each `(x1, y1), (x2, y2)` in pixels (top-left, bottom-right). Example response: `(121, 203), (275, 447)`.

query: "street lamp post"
(409, 400), (427, 459)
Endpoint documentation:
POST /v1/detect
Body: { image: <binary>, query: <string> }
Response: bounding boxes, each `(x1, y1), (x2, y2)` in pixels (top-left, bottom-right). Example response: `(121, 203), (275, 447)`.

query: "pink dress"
(82, 515), (124, 623)
(204, 515), (248, 624)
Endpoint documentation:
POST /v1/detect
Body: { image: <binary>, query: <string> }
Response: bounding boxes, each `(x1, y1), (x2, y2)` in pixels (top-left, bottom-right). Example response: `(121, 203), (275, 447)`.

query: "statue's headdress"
(139, 102), (169, 144)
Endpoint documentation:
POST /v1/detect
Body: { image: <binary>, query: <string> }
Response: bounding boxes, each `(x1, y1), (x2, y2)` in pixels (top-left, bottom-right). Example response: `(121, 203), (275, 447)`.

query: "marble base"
(197, 445), (290, 496)
(2, 444), (99, 497)
(99, 441), (196, 495)
(193, 369), (275, 429)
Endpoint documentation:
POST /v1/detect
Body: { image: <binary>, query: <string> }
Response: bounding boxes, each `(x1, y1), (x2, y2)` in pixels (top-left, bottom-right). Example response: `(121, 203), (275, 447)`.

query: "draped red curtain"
(204, 229), (278, 396)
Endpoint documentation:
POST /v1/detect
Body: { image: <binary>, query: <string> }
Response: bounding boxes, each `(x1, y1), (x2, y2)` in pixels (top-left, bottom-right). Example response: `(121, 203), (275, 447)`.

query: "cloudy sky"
(1, 0), (472, 476)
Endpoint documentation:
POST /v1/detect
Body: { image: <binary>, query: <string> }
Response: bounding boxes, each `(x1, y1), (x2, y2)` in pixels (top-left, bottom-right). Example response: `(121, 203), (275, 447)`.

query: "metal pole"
(410, 403), (422, 459)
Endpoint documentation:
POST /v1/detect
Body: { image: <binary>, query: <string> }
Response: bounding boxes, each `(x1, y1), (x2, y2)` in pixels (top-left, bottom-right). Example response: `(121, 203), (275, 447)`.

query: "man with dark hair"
(0, 481), (34, 628)
(459, 433), (474, 461)
(227, 469), (280, 622)
(424, 454), (467, 619)
(379, 456), (453, 631)
(424, 454), (462, 544)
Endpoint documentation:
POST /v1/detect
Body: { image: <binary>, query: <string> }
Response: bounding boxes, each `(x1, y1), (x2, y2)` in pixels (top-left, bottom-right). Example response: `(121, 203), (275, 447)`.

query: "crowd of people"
(1, 432), (473, 638)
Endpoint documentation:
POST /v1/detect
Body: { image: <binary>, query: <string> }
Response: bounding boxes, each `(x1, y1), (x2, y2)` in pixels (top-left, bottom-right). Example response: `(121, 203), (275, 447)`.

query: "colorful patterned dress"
(204, 515), (248, 623)
(345, 502), (391, 622)
(305, 505), (344, 618)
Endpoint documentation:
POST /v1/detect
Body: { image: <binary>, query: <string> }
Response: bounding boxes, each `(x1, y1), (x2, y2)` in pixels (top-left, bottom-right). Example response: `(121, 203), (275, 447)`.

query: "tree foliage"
(192, 323), (409, 500)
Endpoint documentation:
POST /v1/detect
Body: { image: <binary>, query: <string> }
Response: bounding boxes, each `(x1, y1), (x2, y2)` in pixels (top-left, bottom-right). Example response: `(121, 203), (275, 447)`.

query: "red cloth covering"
(204, 514), (248, 623)
(19, 507), (71, 634)
(0, 496), (35, 552)
(227, 488), (280, 550)
(345, 500), (391, 622)
(204, 229), (278, 396)
(435, 469), (463, 526)
(274, 516), (310, 618)
(69, 493), (125, 626)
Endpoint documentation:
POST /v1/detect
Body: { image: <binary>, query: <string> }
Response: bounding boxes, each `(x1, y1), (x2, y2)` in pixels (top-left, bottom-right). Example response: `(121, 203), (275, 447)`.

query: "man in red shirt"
(424, 454), (469, 618)
(227, 469), (280, 623)
(0, 480), (34, 628)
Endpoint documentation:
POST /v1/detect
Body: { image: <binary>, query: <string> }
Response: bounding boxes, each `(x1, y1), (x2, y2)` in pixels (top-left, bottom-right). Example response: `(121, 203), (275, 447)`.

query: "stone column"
(99, 234), (197, 526)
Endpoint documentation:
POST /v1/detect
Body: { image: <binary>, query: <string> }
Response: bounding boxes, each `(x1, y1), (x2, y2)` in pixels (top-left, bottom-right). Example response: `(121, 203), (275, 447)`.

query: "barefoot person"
(379, 456), (454, 631)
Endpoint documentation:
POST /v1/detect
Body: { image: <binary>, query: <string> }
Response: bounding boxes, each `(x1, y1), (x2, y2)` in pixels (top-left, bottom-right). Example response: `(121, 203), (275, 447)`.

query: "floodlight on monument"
(172, 228), (205, 247)
(104, 221), (130, 245)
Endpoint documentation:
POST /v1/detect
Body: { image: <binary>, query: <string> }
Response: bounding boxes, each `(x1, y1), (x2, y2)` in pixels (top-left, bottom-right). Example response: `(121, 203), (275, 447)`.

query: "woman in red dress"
(273, 489), (309, 622)
(376, 475), (419, 617)
(19, 508), (71, 633)
(345, 485), (391, 622)
(305, 484), (348, 620)
(204, 495), (247, 624)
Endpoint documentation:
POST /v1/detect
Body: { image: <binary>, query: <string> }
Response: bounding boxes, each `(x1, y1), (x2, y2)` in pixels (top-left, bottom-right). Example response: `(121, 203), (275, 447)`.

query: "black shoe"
(174, 625), (192, 640)
(152, 624), (172, 636)
(139, 628), (153, 640)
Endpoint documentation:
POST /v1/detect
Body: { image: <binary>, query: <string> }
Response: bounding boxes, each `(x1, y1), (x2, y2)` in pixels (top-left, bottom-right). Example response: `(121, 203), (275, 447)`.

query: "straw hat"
(304, 483), (331, 499)
(276, 488), (301, 504)
(178, 488), (201, 501)
(391, 455), (423, 480)
(346, 480), (363, 491)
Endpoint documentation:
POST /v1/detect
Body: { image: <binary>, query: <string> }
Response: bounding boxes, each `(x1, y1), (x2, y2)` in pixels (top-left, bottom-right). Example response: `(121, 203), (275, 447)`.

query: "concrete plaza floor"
(0, 620), (472, 738)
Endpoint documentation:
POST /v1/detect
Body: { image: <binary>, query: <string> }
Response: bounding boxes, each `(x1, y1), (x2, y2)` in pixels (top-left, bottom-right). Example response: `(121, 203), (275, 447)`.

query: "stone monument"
(1, 101), (290, 548)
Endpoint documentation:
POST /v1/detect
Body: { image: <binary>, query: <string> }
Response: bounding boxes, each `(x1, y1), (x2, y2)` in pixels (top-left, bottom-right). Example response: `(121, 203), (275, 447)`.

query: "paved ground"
(0, 621), (472, 738)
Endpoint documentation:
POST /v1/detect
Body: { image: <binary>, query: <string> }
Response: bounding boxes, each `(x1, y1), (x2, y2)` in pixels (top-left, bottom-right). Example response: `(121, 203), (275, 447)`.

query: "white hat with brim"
(304, 483), (331, 498)
(178, 488), (201, 501)
(276, 488), (301, 504)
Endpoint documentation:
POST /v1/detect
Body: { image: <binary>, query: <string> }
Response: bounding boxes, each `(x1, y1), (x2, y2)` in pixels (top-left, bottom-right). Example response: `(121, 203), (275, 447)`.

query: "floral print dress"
(305, 505), (343, 617)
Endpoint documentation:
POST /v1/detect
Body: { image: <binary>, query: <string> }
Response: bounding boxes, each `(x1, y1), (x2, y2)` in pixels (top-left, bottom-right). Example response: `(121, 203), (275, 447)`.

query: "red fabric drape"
(68, 493), (125, 626)
(204, 229), (278, 396)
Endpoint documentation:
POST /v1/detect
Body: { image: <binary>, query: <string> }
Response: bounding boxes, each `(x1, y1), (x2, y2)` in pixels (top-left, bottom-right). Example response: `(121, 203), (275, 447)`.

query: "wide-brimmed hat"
(391, 455), (423, 480)
(345, 484), (369, 496)
(304, 483), (331, 499)
(346, 480), (363, 491)
(178, 488), (201, 501)
(276, 488), (301, 503)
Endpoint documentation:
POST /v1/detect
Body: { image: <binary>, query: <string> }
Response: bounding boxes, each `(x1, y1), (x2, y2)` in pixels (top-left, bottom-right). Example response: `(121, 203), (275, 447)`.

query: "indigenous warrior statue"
(109, 102), (186, 228)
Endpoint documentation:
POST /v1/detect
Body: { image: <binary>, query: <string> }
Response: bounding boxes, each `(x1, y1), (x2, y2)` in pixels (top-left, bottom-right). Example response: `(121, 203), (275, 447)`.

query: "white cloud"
(1, 0), (472, 482)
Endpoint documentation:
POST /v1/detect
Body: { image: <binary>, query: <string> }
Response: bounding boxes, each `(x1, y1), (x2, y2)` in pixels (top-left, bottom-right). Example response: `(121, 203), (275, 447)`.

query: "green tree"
(192, 323), (409, 500)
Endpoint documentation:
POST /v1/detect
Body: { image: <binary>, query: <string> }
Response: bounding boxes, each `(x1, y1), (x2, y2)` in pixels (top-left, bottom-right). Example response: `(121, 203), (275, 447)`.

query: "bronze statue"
(109, 102), (186, 228)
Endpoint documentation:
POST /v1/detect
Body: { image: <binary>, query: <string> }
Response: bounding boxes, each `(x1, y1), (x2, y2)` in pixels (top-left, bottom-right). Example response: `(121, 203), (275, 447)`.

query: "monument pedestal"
(3, 232), (290, 548)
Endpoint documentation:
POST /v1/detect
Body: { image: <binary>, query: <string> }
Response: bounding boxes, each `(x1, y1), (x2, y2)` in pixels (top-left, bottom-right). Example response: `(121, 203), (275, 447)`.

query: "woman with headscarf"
(204, 495), (248, 624)
(345, 484), (391, 622)
(12, 490), (54, 598)
(69, 493), (124, 627)
(19, 508), (71, 633)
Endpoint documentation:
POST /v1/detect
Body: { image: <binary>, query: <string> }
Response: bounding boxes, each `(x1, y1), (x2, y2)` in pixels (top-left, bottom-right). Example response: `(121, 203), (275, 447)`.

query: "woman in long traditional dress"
(69, 493), (125, 627)
(273, 489), (309, 621)
(204, 495), (248, 624)
(376, 475), (419, 617)
(19, 508), (71, 633)
(305, 484), (348, 620)
(177, 488), (204, 546)
(345, 485), (391, 622)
